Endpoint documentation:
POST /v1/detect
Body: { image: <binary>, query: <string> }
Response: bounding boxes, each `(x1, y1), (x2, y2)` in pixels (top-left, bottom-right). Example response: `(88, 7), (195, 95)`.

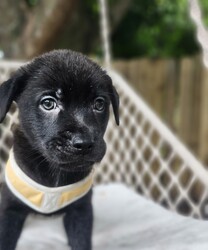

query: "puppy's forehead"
(35, 67), (107, 96)
(28, 51), (110, 96)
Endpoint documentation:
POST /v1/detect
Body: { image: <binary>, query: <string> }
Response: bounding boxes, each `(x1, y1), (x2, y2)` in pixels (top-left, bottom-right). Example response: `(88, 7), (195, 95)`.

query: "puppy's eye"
(40, 97), (57, 111)
(94, 97), (106, 112)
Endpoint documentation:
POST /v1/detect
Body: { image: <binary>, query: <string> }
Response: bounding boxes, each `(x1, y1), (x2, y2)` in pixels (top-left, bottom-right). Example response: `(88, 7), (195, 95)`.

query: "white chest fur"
(16, 214), (70, 250)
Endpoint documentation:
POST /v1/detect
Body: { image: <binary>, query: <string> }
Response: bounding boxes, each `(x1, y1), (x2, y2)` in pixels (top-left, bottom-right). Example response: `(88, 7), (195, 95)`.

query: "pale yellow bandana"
(5, 150), (95, 214)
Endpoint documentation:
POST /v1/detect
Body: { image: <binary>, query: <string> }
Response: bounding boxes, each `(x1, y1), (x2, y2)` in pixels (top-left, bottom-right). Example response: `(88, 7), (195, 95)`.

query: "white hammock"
(1, 0), (208, 220)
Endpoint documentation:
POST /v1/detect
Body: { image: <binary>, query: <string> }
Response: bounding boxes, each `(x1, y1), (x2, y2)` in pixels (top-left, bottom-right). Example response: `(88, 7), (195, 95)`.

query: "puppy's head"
(0, 50), (119, 169)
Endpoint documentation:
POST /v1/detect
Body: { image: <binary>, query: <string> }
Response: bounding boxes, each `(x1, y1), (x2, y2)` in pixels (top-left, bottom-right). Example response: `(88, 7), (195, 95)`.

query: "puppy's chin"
(43, 145), (106, 171)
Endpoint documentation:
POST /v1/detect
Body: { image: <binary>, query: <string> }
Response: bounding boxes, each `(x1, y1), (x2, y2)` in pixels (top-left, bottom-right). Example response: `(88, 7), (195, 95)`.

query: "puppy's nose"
(72, 136), (94, 151)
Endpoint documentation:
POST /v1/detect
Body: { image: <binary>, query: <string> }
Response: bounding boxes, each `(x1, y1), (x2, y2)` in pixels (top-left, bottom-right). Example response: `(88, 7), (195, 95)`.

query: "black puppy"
(0, 50), (119, 250)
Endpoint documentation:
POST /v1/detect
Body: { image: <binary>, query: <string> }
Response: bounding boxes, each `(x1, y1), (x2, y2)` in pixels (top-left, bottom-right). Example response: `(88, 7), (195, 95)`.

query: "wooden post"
(164, 59), (178, 130)
(126, 58), (167, 117)
(178, 56), (202, 155)
(199, 65), (208, 166)
(113, 60), (129, 79)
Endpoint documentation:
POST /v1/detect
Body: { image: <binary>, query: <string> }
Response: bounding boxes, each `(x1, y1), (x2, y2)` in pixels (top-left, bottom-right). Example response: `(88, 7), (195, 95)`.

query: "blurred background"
(1, 0), (208, 166)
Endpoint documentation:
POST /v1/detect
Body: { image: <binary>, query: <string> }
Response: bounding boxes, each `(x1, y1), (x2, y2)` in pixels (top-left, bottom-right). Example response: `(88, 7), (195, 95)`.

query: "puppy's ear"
(0, 72), (26, 123)
(109, 84), (120, 126)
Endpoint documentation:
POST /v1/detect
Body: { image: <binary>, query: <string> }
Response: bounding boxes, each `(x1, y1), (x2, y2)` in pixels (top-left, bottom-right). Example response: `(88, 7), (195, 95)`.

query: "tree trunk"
(20, 0), (78, 59)
(0, 0), (132, 59)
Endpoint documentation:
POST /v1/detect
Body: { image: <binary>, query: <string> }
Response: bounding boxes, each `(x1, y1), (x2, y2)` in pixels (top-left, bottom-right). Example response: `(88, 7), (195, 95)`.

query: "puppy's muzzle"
(55, 132), (95, 154)
(46, 130), (106, 165)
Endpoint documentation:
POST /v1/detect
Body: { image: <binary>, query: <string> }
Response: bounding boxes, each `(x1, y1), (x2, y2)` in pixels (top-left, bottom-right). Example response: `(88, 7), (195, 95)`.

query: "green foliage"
(26, 0), (39, 7)
(111, 0), (204, 58)
(84, 0), (99, 17)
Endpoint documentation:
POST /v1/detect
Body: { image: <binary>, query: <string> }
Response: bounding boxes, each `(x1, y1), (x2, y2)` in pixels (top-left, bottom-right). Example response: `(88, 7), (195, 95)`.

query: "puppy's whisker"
(20, 152), (45, 164)
(15, 153), (41, 164)
(34, 158), (48, 169)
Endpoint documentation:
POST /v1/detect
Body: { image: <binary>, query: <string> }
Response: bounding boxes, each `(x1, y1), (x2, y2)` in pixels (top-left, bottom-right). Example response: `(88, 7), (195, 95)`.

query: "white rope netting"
(189, 0), (208, 67)
(99, 0), (111, 69)
(1, 0), (208, 220)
